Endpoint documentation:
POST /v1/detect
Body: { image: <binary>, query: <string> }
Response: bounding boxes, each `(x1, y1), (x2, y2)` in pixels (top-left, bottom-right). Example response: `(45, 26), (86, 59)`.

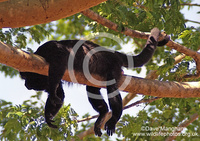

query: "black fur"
(20, 28), (170, 136)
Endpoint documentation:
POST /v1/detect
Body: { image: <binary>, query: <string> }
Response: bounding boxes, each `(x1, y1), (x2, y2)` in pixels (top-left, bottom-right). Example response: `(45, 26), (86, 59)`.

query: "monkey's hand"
(157, 31), (170, 46)
(45, 83), (64, 128)
(45, 97), (63, 128)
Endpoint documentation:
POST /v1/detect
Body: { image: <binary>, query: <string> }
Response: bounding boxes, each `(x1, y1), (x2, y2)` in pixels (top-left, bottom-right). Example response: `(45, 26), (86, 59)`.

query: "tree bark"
(0, 0), (106, 28)
(0, 0), (7, 2)
(1, 41), (200, 98)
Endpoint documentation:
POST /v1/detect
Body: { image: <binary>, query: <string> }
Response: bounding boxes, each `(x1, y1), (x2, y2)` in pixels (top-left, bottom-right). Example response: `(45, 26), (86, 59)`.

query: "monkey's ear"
(157, 32), (170, 46)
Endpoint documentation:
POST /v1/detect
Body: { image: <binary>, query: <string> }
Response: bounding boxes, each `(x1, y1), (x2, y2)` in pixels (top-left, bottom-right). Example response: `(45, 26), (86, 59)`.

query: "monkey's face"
(20, 72), (48, 91)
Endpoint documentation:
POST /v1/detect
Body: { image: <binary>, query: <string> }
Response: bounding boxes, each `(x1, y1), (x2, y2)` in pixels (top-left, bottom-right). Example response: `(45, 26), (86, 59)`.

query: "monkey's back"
(34, 40), (123, 79)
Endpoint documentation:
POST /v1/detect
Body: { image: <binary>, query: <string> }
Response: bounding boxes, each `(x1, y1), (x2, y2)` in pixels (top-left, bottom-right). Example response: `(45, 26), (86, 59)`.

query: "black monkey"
(20, 28), (170, 136)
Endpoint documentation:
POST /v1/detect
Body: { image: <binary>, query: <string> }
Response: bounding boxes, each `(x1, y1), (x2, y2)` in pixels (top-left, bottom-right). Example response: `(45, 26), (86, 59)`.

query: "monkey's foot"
(94, 126), (102, 137)
(104, 119), (116, 136)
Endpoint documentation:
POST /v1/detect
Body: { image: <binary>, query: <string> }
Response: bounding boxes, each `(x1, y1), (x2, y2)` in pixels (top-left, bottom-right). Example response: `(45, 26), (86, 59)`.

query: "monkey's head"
(20, 72), (48, 91)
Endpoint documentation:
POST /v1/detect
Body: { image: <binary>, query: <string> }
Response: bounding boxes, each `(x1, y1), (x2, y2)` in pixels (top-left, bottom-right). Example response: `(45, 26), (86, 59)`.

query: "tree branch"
(0, 0), (107, 28)
(132, 2), (200, 10)
(81, 9), (149, 39)
(0, 0), (8, 2)
(77, 97), (161, 123)
(185, 19), (200, 25)
(81, 9), (200, 76)
(181, 3), (200, 7)
(1, 42), (200, 98)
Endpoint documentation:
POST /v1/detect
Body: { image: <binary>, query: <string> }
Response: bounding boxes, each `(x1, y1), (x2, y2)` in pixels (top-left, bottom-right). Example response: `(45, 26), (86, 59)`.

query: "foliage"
(0, 0), (200, 140)
(0, 98), (79, 140)
(117, 98), (200, 140)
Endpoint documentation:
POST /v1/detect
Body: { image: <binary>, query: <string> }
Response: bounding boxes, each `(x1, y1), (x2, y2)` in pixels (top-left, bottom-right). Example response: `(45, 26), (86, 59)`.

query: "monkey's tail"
(116, 28), (170, 69)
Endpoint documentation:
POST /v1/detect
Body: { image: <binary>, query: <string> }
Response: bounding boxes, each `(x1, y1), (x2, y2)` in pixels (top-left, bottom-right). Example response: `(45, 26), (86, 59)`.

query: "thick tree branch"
(1, 42), (200, 98)
(0, 0), (106, 28)
(0, 41), (49, 73)
(0, 0), (7, 2)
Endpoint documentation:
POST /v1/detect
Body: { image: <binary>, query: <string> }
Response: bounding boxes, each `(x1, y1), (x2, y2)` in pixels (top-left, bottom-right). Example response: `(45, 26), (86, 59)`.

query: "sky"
(0, 0), (200, 137)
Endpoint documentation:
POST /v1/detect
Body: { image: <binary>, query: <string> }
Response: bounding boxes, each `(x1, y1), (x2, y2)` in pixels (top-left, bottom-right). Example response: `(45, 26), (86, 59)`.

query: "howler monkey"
(20, 28), (170, 136)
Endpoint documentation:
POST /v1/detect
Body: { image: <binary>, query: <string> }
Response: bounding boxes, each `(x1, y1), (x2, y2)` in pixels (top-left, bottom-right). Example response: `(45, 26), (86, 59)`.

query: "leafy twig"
(185, 19), (200, 25)
(181, 3), (200, 7)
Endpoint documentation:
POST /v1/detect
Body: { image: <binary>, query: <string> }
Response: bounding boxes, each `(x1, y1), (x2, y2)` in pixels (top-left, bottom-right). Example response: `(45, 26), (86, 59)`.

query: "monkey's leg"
(105, 73), (122, 136)
(45, 82), (65, 128)
(86, 86), (109, 137)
